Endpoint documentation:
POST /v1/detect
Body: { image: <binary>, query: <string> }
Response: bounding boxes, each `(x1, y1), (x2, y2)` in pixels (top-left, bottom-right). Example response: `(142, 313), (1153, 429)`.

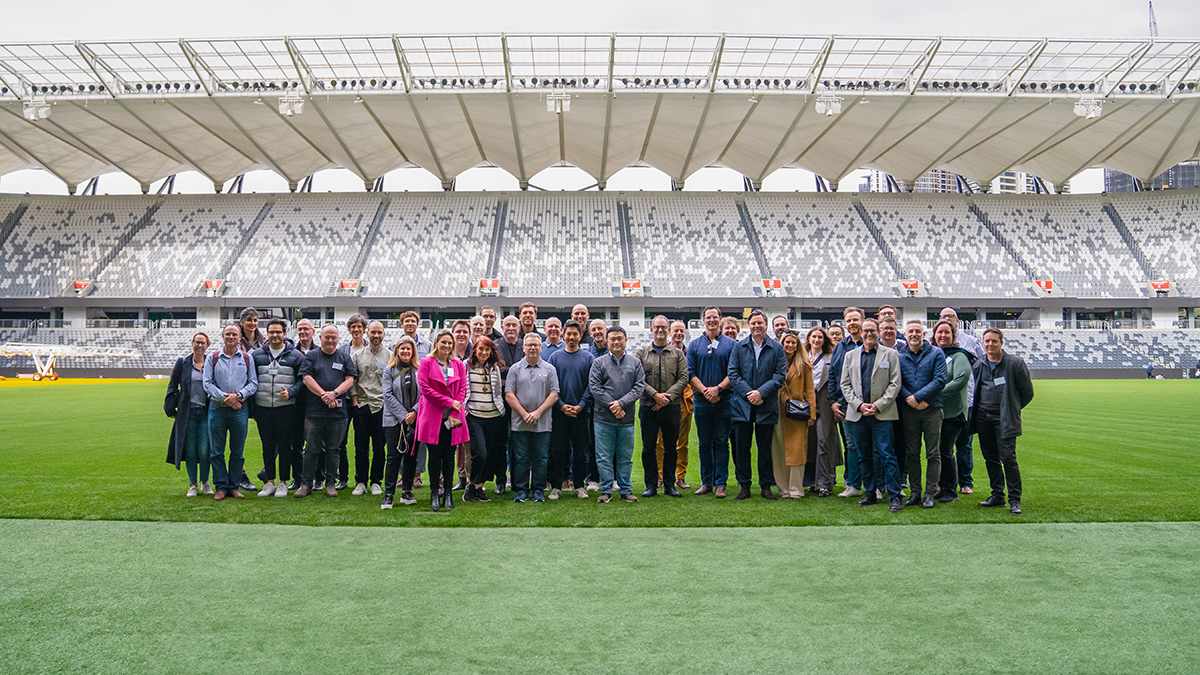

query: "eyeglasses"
(861, 329), (878, 334)
(267, 330), (284, 335)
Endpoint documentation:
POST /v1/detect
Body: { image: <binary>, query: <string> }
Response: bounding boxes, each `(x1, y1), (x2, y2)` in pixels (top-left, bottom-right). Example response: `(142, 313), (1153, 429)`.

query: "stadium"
(2, 31), (1200, 673)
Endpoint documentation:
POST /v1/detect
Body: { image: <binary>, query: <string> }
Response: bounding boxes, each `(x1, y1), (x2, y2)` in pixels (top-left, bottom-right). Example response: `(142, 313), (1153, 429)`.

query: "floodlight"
(1073, 97), (1103, 119)
(814, 95), (842, 116)
(279, 91), (304, 117)
(23, 96), (51, 121)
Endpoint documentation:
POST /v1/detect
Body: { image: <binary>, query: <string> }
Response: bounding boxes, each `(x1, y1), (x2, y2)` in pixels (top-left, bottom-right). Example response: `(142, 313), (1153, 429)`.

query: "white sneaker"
(352, 483), (367, 496)
(201, 482), (214, 495)
(274, 482), (288, 497)
(575, 487), (589, 499)
(837, 486), (863, 498)
(370, 483), (383, 496)
(587, 481), (600, 492)
(548, 488), (561, 500)
(257, 482), (275, 497)
(186, 485), (198, 497)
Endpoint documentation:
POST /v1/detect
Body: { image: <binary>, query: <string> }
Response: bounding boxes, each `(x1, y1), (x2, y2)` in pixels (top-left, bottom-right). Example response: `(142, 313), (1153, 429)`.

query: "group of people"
(165, 303), (1034, 514)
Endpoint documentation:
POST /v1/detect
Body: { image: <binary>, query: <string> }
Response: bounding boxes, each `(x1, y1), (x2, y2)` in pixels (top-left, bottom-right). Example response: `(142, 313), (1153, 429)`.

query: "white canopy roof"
(1, 33), (1198, 190)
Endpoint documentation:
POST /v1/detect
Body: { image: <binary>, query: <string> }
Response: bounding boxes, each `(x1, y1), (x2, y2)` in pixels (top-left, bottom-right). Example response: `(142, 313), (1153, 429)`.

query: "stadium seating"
(361, 194), (496, 297)
(225, 194), (381, 297)
(500, 194), (622, 297)
(0, 197), (149, 297)
(744, 194), (894, 296)
(93, 196), (265, 297)
(1110, 192), (1200, 294)
(625, 193), (759, 297)
(862, 196), (1029, 297)
(971, 195), (1144, 297)
(1113, 330), (1200, 369)
(999, 330), (1139, 369)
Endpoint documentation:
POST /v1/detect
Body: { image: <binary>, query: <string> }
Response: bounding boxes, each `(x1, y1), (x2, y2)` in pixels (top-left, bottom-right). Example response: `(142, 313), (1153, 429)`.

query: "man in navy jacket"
(727, 310), (787, 500)
(897, 320), (947, 509)
(828, 307), (865, 497)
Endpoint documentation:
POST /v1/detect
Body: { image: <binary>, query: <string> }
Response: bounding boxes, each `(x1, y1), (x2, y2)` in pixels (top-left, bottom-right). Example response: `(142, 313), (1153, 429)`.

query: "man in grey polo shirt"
(505, 333), (560, 503)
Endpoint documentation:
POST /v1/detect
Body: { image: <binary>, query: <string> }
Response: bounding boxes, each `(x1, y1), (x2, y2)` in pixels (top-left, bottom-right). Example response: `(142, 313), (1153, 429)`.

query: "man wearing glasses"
(687, 306), (737, 498)
(839, 318), (905, 513)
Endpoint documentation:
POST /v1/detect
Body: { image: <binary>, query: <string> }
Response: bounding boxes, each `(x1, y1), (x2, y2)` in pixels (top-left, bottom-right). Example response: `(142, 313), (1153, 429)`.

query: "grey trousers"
(903, 405), (943, 496)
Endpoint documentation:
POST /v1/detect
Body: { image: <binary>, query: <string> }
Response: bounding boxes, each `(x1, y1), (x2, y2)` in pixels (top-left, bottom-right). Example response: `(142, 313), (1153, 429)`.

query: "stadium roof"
(1, 33), (1199, 191)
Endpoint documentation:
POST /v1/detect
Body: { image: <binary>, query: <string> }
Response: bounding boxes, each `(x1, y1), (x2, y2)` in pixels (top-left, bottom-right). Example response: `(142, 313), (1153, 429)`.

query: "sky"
(1, 0), (1195, 195)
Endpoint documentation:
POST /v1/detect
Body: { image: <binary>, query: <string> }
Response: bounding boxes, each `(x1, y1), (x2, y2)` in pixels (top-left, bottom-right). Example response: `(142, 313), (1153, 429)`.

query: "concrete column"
(1038, 307), (1058, 329)
(1151, 307), (1178, 329)
(902, 306), (927, 326)
(62, 307), (87, 328)
(334, 307), (361, 325)
(618, 306), (645, 330)
(197, 307), (221, 330)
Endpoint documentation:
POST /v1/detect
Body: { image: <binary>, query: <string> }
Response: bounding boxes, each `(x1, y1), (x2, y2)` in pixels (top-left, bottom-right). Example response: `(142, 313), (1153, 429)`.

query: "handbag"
(785, 399), (811, 421)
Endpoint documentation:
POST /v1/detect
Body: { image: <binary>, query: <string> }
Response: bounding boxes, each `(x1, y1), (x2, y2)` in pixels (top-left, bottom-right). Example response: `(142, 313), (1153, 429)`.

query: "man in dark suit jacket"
(969, 328), (1035, 515)
(727, 310), (787, 500)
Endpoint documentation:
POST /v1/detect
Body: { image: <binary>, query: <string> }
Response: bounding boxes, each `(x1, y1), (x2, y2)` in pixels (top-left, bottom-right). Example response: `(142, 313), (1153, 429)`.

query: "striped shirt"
(468, 366), (501, 418)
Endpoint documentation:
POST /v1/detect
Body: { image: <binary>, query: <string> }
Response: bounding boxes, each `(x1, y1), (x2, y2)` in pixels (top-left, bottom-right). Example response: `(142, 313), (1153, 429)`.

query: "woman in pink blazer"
(417, 330), (470, 511)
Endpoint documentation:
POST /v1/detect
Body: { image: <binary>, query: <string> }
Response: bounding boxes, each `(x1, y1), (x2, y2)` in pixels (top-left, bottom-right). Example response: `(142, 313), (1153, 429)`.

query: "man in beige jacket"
(840, 318), (905, 512)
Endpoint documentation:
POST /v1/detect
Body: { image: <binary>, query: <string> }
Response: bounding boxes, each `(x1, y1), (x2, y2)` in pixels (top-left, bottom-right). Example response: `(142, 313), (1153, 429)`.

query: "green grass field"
(2, 379), (1199, 672)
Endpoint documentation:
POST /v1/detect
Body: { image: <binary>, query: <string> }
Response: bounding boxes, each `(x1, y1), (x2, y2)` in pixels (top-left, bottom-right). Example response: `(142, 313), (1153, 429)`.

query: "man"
(827, 324), (845, 345)
(349, 320), (389, 496)
(587, 319), (609, 359)
(488, 314), (523, 494)
(518, 302), (547, 341)
(940, 307), (983, 495)
(1146, 362), (1155, 379)
(288, 318), (317, 490)
(656, 320), (692, 489)
(728, 309), (787, 500)
(541, 317), (565, 359)
(877, 305), (898, 324)
(688, 306), (737, 498)
(583, 318), (610, 488)
(238, 307), (265, 353)
(589, 326), (645, 503)
(636, 316), (689, 498)
(878, 316), (907, 483)
(548, 321), (594, 500)
(470, 315), (487, 343)
(879, 317), (906, 350)
(202, 323), (258, 501)
(332, 314), (369, 491)
(505, 333), (560, 503)
(251, 319), (304, 498)
(296, 325), (358, 498)
(898, 319), (947, 509)
(480, 306), (503, 343)
(969, 328), (1034, 515)
(496, 315), (524, 378)
(721, 317), (741, 340)
(839, 318), (905, 512)
(400, 310), (432, 360)
(572, 304), (593, 345)
(829, 307), (865, 498)
(772, 315), (791, 341)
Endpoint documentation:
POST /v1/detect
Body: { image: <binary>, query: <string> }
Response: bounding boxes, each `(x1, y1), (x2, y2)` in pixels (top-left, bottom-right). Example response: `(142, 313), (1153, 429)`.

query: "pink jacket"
(415, 356), (470, 446)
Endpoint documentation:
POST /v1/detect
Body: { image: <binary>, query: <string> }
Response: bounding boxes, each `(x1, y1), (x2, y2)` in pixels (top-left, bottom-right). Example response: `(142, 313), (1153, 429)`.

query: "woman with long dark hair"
(165, 332), (212, 496)
(463, 336), (506, 502)
(806, 326), (841, 497)
(416, 330), (470, 511)
(381, 336), (421, 509)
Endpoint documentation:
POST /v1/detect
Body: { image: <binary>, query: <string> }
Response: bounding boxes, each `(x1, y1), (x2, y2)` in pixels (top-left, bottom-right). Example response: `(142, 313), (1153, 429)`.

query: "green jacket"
(636, 343), (690, 407)
(941, 347), (972, 419)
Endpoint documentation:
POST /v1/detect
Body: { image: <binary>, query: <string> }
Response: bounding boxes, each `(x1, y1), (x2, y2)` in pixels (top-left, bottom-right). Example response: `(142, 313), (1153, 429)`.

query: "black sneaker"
(399, 491), (417, 506)
(335, 480), (348, 491)
(239, 479), (256, 492)
(473, 488), (491, 503)
(313, 480), (324, 490)
(462, 485), (475, 502)
(257, 468), (268, 483)
(287, 479), (302, 491)
(381, 494), (394, 510)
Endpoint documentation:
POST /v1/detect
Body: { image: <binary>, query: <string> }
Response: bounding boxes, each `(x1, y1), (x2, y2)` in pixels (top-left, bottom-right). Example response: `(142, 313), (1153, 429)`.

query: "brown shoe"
(597, 494), (611, 503)
(294, 484), (311, 498)
(621, 493), (638, 502)
(230, 490), (245, 499)
(325, 484), (338, 497)
(694, 484), (712, 496)
(213, 490), (226, 501)
(677, 479), (691, 490)
(414, 475), (424, 488)
(735, 486), (751, 500)
(714, 486), (726, 499)
(760, 486), (777, 500)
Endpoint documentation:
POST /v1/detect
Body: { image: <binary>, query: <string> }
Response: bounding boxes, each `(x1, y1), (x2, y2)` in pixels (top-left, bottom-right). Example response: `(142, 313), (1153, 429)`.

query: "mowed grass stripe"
(1, 519), (1197, 674)
(1, 379), (1197, 527)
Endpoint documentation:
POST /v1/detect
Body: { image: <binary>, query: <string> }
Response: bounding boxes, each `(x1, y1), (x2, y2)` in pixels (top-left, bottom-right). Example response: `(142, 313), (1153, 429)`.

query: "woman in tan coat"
(771, 331), (816, 498)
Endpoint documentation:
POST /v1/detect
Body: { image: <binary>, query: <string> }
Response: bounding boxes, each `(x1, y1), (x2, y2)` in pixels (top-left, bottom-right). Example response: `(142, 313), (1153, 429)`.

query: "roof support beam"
(904, 39), (941, 93)
(707, 35), (725, 93)
(358, 99), (409, 164)
(1011, 99), (1137, 168)
(1088, 103), (1186, 181)
(391, 36), (414, 93)
(303, 99), (366, 180)
(75, 42), (126, 98)
(867, 97), (959, 170)
(70, 101), (206, 178)
(607, 34), (616, 94)
(1099, 41), (1154, 97)
(1004, 40), (1048, 95)
(0, 105), (112, 171)
(791, 97), (854, 169)
(0, 122), (76, 188)
(931, 100), (1050, 175)
(806, 38), (834, 94)
(756, 101), (809, 181)
(716, 97), (759, 163)
(501, 34), (514, 93)
(599, 91), (614, 180)
(285, 38), (316, 95)
(0, 59), (32, 100)
(1148, 98), (1200, 177)
(457, 94), (487, 163)
(1166, 46), (1200, 99)
(179, 40), (220, 96)
(211, 98), (294, 182)
(679, 95), (716, 180)
(410, 97), (449, 181)
(834, 97), (914, 178)
(160, 99), (263, 171)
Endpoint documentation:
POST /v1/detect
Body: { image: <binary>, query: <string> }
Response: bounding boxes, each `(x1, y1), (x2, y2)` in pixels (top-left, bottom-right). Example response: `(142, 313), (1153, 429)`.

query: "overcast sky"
(1, 0), (1194, 195)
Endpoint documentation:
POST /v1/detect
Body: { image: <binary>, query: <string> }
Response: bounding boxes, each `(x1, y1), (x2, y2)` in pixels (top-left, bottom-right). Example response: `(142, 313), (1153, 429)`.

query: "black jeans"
(302, 416), (348, 486)
(467, 414), (505, 485)
(976, 413), (1022, 502)
(383, 423), (418, 495)
(427, 424), (456, 496)
(549, 407), (590, 488)
(731, 411), (776, 488)
(255, 405), (295, 482)
(289, 403), (307, 482)
(639, 405), (680, 489)
(352, 405), (385, 485)
(481, 411), (510, 487)
(955, 418), (975, 489)
(938, 413), (968, 494)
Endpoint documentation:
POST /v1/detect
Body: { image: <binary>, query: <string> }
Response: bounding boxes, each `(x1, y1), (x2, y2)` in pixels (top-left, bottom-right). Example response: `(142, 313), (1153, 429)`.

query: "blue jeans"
(184, 405), (210, 485)
(594, 422), (635, 495)
(693, 403), (731, 487)
(840, 419), (862, 490)
(509, 430), (551, 493)
(208, 404), (249, 492)
(955, 413), (975, 488)
(850, 416), (902, 498)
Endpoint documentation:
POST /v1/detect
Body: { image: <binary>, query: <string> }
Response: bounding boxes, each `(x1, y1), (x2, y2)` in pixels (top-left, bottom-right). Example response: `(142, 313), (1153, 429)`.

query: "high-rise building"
(912, 169), (957, 193)
(996, 171), (1039, 194)
(1104, 162), (1200, 192)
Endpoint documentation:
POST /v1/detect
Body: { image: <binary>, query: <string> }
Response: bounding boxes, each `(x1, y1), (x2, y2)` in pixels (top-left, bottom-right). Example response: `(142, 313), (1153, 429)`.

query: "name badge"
(994, 376), (1007, 386)
(945, 356), (953, 365)
(268, 366), (279, 375)
(332, 362), (343, 371)
(878, 361), (889, 368)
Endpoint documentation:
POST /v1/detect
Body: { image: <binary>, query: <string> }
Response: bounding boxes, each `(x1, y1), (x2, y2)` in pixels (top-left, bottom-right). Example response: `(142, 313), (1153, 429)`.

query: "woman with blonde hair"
(771, 330), (816, 498)
(381, 336), (421, 509)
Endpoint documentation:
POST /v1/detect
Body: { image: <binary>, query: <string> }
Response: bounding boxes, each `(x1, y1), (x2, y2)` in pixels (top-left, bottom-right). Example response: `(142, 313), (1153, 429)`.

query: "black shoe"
(287, 479), (302, 491)
(1009, 500), (1022, 515)
(735, 486), (751, 500)
(904, 492), (922, 507)
(760, 487), (778, 500)
(473, 487), (491, 503)
(817, 488), (830, 498)
(443, 491), (453, 510)
(381, 494), (394, 510)
(936, 490), (959, 503)
(979, 495), (1006, 508)
(663, 486), (682, 498)
(922, 494), (935, 509)
(400, 491), (416, 505)
(641, 488), (657, 498)
(462, 485), (474, 502)
(256, 468), (268, 483)
(495, 484), (507, 495)
(452, 479), (467, 492)
(239, 479), (256, 492)
(857, 493), (879, 506)
(335, 480), (348, 491)
(890, 497), (904, 512)
(431, 491), (440, 511)
(313, 480), (324, 490)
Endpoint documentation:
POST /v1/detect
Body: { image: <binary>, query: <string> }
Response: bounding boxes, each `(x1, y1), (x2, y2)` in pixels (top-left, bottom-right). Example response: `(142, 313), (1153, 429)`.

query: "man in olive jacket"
(636, 315), (690, 498)
(840, 318), (905, 512)
(968, 328), (1035, 515)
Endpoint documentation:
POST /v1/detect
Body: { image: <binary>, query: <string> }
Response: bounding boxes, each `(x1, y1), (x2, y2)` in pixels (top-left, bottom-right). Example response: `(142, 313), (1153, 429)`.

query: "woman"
(416, 330), (470, 511)
(449, 318), (474, 491)
(165, 332), (212, 497)
(933, 319), (974, 503)
(464, 337), (506, 503)
(806, 326), (842, 497)
(771, 331), (816, 498)
(381, 337), (421, 509)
